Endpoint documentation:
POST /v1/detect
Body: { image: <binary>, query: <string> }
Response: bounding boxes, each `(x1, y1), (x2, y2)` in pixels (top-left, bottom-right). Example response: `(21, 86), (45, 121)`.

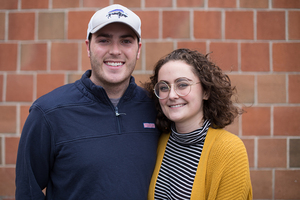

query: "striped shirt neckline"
(154, 120), (211, 200)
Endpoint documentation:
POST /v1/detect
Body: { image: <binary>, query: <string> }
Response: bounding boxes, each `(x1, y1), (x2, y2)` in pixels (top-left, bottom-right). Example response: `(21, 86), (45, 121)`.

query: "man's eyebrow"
(120, 34), (136, 39)
(95, 33), (111, 38)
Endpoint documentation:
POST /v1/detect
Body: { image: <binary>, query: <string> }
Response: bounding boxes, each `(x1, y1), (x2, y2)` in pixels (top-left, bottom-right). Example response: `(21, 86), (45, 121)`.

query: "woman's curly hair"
(143, 48), (244, 133)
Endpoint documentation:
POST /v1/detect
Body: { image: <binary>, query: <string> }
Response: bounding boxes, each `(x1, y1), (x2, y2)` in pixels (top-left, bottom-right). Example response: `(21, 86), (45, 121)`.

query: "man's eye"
(98, 39), (109, 43)
(122, 39), (132, 44)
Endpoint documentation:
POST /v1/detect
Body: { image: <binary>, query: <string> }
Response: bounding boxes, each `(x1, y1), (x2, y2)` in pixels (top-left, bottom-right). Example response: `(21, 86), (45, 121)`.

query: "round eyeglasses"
(154, 77), (201, 99)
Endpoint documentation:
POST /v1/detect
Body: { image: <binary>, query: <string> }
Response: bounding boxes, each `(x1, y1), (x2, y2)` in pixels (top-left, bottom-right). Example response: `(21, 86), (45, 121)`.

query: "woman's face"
(157, 60), (208, 133)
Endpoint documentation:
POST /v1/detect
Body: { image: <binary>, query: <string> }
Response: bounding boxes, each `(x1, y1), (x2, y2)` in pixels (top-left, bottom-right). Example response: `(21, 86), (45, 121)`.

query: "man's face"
(86, 23), (141, 87)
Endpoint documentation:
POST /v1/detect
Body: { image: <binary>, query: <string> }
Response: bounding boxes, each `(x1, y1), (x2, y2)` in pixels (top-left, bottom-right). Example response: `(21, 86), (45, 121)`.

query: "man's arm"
(15, 106), (52, 200)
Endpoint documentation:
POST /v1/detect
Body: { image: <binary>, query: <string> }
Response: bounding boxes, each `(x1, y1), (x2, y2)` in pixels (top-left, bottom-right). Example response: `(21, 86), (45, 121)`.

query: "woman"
(145, 48), (252, 200)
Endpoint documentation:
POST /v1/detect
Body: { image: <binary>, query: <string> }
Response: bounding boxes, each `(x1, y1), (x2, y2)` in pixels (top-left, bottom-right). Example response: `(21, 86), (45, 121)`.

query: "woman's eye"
(159, 86), (169, 92)
(177, 82), (189, 89)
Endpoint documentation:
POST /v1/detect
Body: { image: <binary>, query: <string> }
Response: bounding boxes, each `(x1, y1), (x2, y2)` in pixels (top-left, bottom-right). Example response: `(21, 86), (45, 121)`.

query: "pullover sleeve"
(15, 105), (53, 200)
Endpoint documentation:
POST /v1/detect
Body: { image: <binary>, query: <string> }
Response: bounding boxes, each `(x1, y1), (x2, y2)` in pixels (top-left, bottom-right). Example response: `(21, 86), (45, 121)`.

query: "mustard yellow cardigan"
(148, 128), (253, 200)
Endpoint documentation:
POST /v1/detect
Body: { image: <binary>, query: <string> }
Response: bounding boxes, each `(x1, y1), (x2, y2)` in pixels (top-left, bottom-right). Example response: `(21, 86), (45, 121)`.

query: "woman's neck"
(175, 118), (205, 134)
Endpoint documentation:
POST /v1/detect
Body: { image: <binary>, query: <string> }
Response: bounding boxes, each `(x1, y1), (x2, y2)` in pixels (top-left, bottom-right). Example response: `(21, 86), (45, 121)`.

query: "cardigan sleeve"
(205, 131), (252, 200)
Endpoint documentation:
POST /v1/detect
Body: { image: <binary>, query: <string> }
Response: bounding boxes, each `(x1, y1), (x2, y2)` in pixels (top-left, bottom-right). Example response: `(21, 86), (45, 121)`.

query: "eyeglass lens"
(154, 78), (192, 99)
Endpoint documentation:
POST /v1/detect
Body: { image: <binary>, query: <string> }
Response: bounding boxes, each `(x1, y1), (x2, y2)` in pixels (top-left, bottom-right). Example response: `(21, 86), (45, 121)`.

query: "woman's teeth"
(170, 104), (184, 108)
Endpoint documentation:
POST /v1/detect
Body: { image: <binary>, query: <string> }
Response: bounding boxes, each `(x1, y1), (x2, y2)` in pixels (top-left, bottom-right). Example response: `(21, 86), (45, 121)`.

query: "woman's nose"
(168, 85), (179, 99)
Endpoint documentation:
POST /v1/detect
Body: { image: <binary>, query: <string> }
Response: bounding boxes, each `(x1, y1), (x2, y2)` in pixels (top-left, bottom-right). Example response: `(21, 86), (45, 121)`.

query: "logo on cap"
(106, 9), (128, 19)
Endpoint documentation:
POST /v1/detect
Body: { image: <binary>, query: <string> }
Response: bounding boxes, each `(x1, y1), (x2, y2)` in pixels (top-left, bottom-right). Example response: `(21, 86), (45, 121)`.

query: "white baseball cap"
(86, 4), (141, 40)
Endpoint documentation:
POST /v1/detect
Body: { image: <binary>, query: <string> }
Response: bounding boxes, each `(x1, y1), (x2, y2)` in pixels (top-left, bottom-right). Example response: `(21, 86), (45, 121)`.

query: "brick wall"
(0, 0), (299, 199)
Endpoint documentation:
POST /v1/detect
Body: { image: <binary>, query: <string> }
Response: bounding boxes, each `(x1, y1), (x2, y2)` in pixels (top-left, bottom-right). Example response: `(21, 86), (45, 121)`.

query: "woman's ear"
(203, 91), (210, 100)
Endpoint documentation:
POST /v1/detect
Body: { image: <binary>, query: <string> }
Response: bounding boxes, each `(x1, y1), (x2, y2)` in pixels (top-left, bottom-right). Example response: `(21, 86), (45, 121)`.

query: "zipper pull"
(115, 107), (126, 117)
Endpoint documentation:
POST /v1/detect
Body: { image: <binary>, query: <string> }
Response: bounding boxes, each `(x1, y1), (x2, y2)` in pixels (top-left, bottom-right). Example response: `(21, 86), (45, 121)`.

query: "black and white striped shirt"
(154, 120), (211, 200)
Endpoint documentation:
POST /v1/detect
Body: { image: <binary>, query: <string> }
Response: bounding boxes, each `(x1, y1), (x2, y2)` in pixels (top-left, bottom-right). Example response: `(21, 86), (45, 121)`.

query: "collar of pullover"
(78, 70), (137, 104)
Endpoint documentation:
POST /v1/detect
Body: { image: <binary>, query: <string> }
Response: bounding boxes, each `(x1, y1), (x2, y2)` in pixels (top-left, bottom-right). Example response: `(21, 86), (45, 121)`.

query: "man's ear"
(136, 42), (142, 60)
(85, 40), (90, 58)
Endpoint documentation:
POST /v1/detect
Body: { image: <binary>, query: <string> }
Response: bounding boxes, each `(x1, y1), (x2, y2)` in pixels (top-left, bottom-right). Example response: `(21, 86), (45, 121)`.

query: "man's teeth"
(170, 104), (184, 108)
(106, 62), (123, 66)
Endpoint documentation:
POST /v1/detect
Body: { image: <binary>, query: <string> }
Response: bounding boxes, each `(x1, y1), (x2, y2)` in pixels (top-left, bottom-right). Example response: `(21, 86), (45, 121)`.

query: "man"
(15, 4), (160, 199)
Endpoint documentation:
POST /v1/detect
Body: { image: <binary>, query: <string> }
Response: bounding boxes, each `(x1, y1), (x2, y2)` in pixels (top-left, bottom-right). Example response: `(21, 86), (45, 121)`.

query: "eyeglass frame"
(153, 77), (201, 99)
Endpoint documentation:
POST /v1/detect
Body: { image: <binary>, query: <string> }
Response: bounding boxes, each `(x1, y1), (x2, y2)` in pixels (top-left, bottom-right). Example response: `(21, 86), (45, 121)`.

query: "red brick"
(289, 75), (300, 103)
(0, 75), (3, 101)
(0, 0), (18, 9)
(68, 73), (82, 84)
(177, 42), (206, 53)
(68, 11), (94, 40)
(0, 43), (18, 71)
(274, 107), (300, 136)
(209, 42), (238, 71)
(52, 0), (79, 8)
(257, 11), (285, 40)
(0, 138), (2, 164)
(225, 11), (253, 39)
(37, 74), (65, 98)
(258, 139), (286, 168)
(273, 0), (300, 8)
(133, 74), (151, 87)
(145, 42), (173, 71)
(273, 43), (300, 72)
(8, 12), (35, 40)
(51, 43), (78, 71)
(241, 43), (269, 72)
(290, 139), (300, 167)
(242, 139), (254, 168)
(38, 12), (65, 40)
(0, 106), (16, 133)
(0, 13), (5, 40)
(20, 105), (30, 133)
(242, 107), (270, 136)
(2, 197), (15, 200)
(250, 170), (273, 199)
(275, 170), (300, 199)
(145, 0), (172, 7)
(225, 116), (239, 136)
(6, 74), (34, 102)
(21, 0), (49, 9)
(82, 0), (109, 7)
(257, 75), (286, 103)
(0, 44), (18, 71)
(289, 11), (300, 40)
(229, 75), (255, 104)
(163, 11), (190, 39)
(194, 11), (222, 39)
(5, 137), (19, 164)
(0, 168), (15, 196)
(177, 0), (204, 7)
(135, 11), (159, 39)
(21, 43), (47, 71)
(240, 0), (268, 8)
(208, 0), (236, 8)
(114, 0), (141, 7)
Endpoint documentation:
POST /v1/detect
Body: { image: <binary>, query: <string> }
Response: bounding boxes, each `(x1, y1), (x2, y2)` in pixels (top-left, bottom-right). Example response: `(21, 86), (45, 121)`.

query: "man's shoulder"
(32, 81), (90, 112)
(132, 85), (153, 102)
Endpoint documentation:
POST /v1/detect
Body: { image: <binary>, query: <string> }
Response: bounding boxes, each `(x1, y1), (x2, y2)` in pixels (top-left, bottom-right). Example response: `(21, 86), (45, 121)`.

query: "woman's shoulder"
(207, 128), (246, 153)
